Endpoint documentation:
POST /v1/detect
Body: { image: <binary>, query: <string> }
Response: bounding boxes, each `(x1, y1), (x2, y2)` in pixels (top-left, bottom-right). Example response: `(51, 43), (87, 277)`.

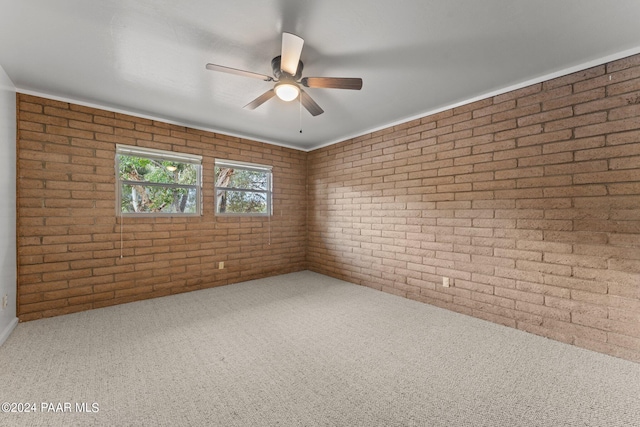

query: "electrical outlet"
(218, 262), (224, 270)
(1, 294), (7, 309)
(443, 277), (450, 288)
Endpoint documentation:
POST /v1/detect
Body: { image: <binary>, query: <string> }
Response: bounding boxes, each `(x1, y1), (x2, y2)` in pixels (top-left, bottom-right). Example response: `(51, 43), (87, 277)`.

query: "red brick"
(575, 117), (640, 139)
(516, 301), (571, 322)
(543, 88), (605, 112)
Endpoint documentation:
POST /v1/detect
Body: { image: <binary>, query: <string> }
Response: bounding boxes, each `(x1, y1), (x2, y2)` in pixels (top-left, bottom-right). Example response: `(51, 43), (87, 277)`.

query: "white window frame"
(215, 159), (272, 217)
(115, 144), (203, 217)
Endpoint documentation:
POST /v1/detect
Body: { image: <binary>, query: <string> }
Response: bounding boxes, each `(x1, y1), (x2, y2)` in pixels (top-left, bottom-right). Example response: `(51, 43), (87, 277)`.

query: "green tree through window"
(116, 145), (202, 215)
(215, 161), (272, 216)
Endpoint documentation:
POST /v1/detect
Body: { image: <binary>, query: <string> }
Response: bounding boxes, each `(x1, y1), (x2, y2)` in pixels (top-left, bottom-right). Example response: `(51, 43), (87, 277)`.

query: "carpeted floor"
(1, 271), (638, 426)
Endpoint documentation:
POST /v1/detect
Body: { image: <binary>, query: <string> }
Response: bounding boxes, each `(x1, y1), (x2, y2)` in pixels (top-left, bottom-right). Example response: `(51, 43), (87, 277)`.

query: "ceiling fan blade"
(243, 89), (276, 110)
(299, 89), (324, 116)
(281, 32), (304, 76)
(206, 63), (273, 81)
(301, 77), (363, 90)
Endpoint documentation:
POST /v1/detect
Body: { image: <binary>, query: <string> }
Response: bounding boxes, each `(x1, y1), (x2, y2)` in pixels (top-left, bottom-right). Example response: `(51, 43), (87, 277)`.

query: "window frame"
(214, 159), (273, 217)
(115, 144), (203, 217)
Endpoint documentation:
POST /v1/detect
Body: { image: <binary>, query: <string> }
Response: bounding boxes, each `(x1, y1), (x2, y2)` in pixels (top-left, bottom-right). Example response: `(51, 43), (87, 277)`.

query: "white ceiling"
(1, 1), (640, 151)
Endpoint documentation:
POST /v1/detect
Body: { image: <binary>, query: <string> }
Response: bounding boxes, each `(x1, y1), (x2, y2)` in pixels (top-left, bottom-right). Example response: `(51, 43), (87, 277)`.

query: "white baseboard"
(0, 317), (18, 347)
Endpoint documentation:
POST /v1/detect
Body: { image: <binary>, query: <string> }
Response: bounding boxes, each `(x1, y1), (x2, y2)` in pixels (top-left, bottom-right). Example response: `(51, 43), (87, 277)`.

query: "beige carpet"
(1, 271), (638, 426)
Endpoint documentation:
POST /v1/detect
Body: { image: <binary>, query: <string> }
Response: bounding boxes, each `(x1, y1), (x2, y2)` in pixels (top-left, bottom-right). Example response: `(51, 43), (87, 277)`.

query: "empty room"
(1, 1), (639, 426)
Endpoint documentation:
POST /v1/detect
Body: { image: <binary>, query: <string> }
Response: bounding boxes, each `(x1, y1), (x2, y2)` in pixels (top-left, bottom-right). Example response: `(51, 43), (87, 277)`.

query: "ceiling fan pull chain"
(299, 93), (303, 133)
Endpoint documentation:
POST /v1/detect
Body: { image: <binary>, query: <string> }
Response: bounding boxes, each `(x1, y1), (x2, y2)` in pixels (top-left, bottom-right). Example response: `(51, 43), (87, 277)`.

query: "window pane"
(216, 190), (268, 214)
(119, 155), (198, 185)
(122, 184), (197, 214)
(214, 161), (271, 217)
(116, 146), (202, 216)
(215, 167), (268, 190)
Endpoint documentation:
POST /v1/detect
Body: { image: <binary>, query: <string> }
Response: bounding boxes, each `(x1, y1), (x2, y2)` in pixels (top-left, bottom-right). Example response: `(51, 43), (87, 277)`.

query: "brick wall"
(307, 54), (640, 362)
(17, 94), (307, 321)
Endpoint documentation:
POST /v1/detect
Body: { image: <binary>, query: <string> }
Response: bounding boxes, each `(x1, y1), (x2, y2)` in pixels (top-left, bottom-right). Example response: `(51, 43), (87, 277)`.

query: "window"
(116, 145), (202, 216)
(215, 160), (272, 216)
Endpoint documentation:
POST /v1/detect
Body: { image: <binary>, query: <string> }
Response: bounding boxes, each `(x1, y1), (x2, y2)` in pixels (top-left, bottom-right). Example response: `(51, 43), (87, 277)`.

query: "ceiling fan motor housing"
(271, 56), (304, 80)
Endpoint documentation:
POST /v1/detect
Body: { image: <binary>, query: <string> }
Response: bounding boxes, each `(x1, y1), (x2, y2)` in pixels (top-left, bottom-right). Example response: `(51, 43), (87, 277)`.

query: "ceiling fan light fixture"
(275, 82), (299, 102)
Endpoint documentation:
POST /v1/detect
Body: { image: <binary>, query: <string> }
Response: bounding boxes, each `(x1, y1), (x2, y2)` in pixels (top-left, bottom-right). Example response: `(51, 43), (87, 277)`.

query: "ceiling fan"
(206, 32), (363, 116)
